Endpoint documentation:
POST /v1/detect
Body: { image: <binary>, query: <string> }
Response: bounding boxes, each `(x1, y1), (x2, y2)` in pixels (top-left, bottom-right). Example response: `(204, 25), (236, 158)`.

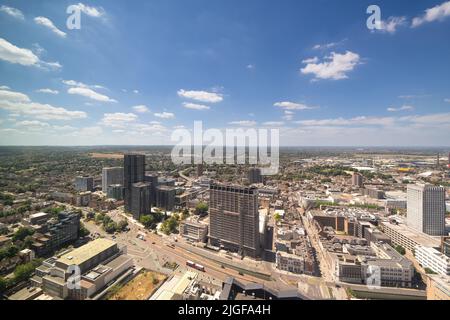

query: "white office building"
(415, 246), (450, 276)
(407, 184), (446, 236)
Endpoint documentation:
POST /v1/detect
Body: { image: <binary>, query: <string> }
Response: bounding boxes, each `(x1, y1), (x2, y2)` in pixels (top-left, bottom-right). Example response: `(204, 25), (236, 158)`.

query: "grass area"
(108, 271), (166, 300)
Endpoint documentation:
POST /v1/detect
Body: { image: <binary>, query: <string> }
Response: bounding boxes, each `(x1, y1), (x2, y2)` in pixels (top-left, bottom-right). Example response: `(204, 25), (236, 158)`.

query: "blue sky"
(0, 0), (449, 146)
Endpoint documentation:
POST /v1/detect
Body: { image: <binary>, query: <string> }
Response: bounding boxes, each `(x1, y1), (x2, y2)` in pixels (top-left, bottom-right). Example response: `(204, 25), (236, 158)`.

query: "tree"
(195, 202), (208, 216)
(79, 223), (90, 237)
(104, 222), (117, 234)
(395, 245), (406, 255)
(0, 276), (7, 295)
(140, 215), (155, 229)
(161, 216), (179, 235)
(118, 219), (128, 232)
(180, 209), (189, 221)
(273, 212), (282, 223)
(424, 267), (437, 275)
(12, 227), (34, 242)
(14, 262), (37, 283)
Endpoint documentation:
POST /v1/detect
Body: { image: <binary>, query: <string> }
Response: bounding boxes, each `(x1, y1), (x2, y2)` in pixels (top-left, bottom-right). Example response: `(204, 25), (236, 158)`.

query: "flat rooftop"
(381, 220), (441, 248)
(57, 238), (117, 266)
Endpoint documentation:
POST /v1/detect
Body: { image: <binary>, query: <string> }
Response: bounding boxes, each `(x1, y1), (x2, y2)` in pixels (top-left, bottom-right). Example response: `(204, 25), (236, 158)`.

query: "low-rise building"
(179, 219), (208, 243)
(415, 246), (450, 276)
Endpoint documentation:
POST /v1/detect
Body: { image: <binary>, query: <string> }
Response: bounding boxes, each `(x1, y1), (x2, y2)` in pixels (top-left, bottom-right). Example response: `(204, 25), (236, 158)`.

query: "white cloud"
(228, 120), (257, 126)
(177, 89), (223, 103)
(380, 16), (407, 34)
(262, 121), (284, 126)
(154, 112), (175, 119)
(16, 120), (50, 131)
(133, 89), (139, 94)
(301, 51), (361, 80)
(63, 80), (105, 91)
(0, 100), (87, 120)
(302, 57), (319, 64)
(297, 116), (395, 127)
(400, 112), (450, 125)
(36, 88), (59, 95)
(101, 113), (138, 128)
(312, 39), (346, 50)
(412, 1), (450, 27)
(68, 87), (117, 103)
(274, 101), (315, 110)
(0, 85), (10, 90)
(444, 98), (450, 103)
(387, 105), (414, 112)
(246, 64), (255, 70)
(72, 3), (105, 18)
(282, 110), (294, 121)
(34, 17), (67, 38)
(182, 102), (210, 110)
(0, 38), (61, 69)
(0, 89), (30, 102)
(132, 105), (150, 113)
(0, 5), (24, 20)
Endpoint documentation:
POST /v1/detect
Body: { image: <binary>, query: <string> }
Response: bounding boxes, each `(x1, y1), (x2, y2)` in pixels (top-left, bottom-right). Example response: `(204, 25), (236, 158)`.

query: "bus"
(186, 261), (205, 272)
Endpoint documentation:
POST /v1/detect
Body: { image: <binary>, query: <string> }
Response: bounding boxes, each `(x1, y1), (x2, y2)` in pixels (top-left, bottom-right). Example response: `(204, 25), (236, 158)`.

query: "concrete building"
(179, 219), (208, 242)
(208, 184), (260, 258)
(379, 219), (441, 253)
(407, 184), (446, 236)
(74, 176), (94, 192)
(426, 274), (450, 300)
(30, 211), (80, 257)
(415, 246), (450, 276)
(124, 154), (145, 212)
(144, 174), (159, 205)
(102, 167), (124, 193)
(75, 191), (91, 207)
(248, 167), (263, 184)
(36, 239), (133, 300)
(351, 172), (363, 188)
(130, 182), (151, 220)
(442, 237), (450, 258)
(276, 251), (314, 275)
(156, 186), (176, 211)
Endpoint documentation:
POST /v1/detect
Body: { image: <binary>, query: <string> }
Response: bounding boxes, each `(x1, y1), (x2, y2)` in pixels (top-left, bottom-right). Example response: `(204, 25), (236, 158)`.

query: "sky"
(0, 0), (449, 146)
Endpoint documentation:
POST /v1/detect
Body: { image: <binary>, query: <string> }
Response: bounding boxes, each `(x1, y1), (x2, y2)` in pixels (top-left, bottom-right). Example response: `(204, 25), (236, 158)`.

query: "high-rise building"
(351, 172), (364, 188)
(156, 186), (176, 211)
(130, 182), (151, 220)
(145, 174), (159, 205)
(209, 184), (260, 258)
(248, 167), (263, 184)
(74, 176), (94, 192)
(196, 164), (204, 177)
(124, 154), (145, 212)
(102, 167), (124, 193)
(407, 184), (446, 236)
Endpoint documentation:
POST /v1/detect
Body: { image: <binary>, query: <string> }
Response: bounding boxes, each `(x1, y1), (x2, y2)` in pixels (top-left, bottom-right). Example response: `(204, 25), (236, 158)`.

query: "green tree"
(274, 212), (282, 223)
(161, 216), (179, 235)
(12, 227), (34, 242)
(395, 245), (406, 255)
(0, 276), (7, 295)
(118, 219), (128, 232)
(79, 222), (90, 237)
(195, 202), (208, 216)
(140, 215), (155, 229)
(104, 221), (117, 234)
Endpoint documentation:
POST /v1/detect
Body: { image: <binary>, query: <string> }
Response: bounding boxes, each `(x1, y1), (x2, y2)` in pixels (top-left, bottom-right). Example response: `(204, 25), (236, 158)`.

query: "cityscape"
(0, 0), (450, 308)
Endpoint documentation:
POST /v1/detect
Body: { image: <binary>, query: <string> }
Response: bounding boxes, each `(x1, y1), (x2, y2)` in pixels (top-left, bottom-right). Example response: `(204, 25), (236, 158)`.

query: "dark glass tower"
(124, 154), (145, 212)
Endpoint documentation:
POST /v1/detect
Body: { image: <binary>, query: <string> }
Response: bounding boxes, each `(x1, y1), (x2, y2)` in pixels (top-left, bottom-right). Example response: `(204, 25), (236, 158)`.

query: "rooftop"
(57, 238), (117, 267)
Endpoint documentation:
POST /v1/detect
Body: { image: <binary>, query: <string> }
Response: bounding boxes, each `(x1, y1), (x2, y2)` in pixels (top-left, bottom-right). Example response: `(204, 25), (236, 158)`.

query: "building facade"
(208, 184), (260, 258)
(124, 154), (145, 212)
(407, 184), (446, 236)
(102, 167), (124, 193)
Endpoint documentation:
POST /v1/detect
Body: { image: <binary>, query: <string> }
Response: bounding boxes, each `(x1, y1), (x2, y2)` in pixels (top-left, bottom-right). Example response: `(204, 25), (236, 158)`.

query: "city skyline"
(1, 0), (450, 147)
